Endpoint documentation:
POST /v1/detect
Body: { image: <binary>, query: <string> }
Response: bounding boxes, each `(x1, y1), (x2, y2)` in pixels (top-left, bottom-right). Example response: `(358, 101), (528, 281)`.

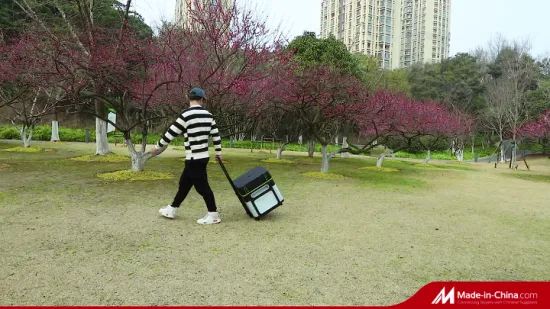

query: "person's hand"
(151, 147), (163, 157)
(216, 154), (223, 162)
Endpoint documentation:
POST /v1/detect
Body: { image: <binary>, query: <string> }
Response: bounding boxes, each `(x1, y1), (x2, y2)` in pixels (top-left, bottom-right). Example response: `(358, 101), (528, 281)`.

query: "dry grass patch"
(0, 163), (9, 169)
(360, 166), (399, 172)
(301, 171), (344, 179)
(1, 142), (550, 306)
(70, 153), (130, 163)
(96, 170), (174, 181)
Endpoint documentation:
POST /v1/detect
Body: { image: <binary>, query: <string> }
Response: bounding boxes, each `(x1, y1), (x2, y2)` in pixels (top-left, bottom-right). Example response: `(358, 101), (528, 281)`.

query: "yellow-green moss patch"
(70, 153), (130, 163)
(301, 171), (344, 179)
(261, 158), (294, 164)
(3, 147), (52, 152)
(413, 163), (437, 168)
(360, 166), (399, 172)
(97, 170), (174, 181)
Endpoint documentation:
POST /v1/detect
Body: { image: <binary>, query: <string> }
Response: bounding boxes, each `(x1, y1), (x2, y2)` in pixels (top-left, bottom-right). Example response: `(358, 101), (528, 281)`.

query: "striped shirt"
(155, 105), (222, 160)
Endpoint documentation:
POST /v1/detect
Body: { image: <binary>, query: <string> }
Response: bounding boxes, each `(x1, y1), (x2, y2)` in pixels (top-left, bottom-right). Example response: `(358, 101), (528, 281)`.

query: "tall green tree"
(352, 54), (411, 96)
(286, 32), (364, 156)
(0, 0), (27, 41)
(1, 0), (152, 39)
(286, 32), (360, 77)
(408, 53), (486, 113)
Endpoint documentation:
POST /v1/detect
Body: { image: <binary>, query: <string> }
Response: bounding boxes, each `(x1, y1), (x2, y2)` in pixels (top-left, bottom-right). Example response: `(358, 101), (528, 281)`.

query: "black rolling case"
(217, 157), (284, 220)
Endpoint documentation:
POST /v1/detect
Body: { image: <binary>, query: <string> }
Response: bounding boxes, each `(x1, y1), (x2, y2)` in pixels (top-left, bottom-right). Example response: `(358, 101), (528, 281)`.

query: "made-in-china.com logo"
(432, 287), (455, 305)
(431, 286), (539, 305)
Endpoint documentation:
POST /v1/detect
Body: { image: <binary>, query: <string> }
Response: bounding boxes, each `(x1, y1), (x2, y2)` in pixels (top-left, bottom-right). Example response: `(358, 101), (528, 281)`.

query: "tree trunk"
(340, 136), (349, 158)
(126, 139), (151, 172)
(451, 138), (456, 155)
(95, 117), (111, 155)
(499, 139), (505, 163)
(95, 100), (111, 155)
(320, 144), (329, 173)
(51, 121), (60, 142)
(456, 148), (464, 162)
(423, 149), (431, 164)
(308, 140), (315, 157)
(511, 138), (517, 168)
(276, 143), (287, 159)
(20, 125), (33, 148)
(376, 149), (393, 167)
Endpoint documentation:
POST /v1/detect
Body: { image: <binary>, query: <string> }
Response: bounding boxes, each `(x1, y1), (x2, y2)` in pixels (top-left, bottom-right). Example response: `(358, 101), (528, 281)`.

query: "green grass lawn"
(0, 140), (549, 306)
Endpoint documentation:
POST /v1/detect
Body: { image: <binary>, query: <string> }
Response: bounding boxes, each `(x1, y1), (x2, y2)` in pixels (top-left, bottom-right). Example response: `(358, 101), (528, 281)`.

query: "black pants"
(171, 158), (217, 212)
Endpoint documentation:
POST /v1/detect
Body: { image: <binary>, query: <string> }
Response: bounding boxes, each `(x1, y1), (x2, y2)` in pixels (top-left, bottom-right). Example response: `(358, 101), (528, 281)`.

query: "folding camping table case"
(217, 157), (284, 220)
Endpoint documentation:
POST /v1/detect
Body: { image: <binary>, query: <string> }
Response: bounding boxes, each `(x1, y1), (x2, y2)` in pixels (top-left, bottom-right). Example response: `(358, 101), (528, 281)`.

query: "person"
(151, 87), (223, 224)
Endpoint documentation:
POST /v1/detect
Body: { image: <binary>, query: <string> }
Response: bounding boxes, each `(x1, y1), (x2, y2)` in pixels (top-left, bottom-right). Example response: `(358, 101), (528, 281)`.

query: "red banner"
(1, 281), (548, 308)
(395, 281), (550, 308)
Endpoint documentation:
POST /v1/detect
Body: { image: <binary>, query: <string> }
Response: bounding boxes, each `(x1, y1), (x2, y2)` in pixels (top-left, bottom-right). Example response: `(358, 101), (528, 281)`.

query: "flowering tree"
(164, 1), (287, 140)
(415, 101), (466, 164)
(12, 0), (143, 155)
(354, 91), (424, 167)
(21, 0), (285, 171)
(274, 64), (365, 172)
(63, 28), (188, 171)
(0, 36), (65, 147)
(254, 107), (305, 159)
(451, 109), (476, 162)
(351, 90), (470, 167)
(518, 110), (550, 138)
(517, 110), (550, 154)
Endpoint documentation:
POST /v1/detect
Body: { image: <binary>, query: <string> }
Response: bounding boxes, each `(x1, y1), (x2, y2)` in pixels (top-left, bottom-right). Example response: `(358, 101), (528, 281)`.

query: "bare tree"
(477, 35), (542, 167)
(1, 87), (63, 147)
(483, 78), (513, 162)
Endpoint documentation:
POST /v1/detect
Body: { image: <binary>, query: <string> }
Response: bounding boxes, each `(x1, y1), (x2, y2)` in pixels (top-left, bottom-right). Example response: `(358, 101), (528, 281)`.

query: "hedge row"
(2, 125), (543, 159)
(0, 125), (340, 153)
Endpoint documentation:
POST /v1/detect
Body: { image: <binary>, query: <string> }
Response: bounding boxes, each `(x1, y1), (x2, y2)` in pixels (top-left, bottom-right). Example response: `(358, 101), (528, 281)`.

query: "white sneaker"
(159, 205), (177, 219)
(197, 212), (221, 224)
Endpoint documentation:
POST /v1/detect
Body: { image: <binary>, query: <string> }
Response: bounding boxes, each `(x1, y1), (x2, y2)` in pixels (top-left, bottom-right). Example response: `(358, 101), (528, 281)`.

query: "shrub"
(0, 126), (20, 139)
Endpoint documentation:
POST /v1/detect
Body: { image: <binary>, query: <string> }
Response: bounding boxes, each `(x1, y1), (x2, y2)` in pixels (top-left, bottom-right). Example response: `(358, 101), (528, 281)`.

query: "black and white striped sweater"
(155, 105), (222, 160)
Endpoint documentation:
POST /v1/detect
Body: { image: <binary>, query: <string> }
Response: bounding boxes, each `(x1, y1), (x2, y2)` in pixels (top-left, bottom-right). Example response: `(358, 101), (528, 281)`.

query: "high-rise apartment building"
(175, 0), (234, 28)
(320, 0), (451, 70)
(320, 0), (395, 69)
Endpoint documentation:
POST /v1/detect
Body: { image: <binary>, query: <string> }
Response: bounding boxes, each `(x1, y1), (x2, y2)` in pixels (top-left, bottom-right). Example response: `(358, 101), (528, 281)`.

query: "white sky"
(131, 0), (550, 59)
